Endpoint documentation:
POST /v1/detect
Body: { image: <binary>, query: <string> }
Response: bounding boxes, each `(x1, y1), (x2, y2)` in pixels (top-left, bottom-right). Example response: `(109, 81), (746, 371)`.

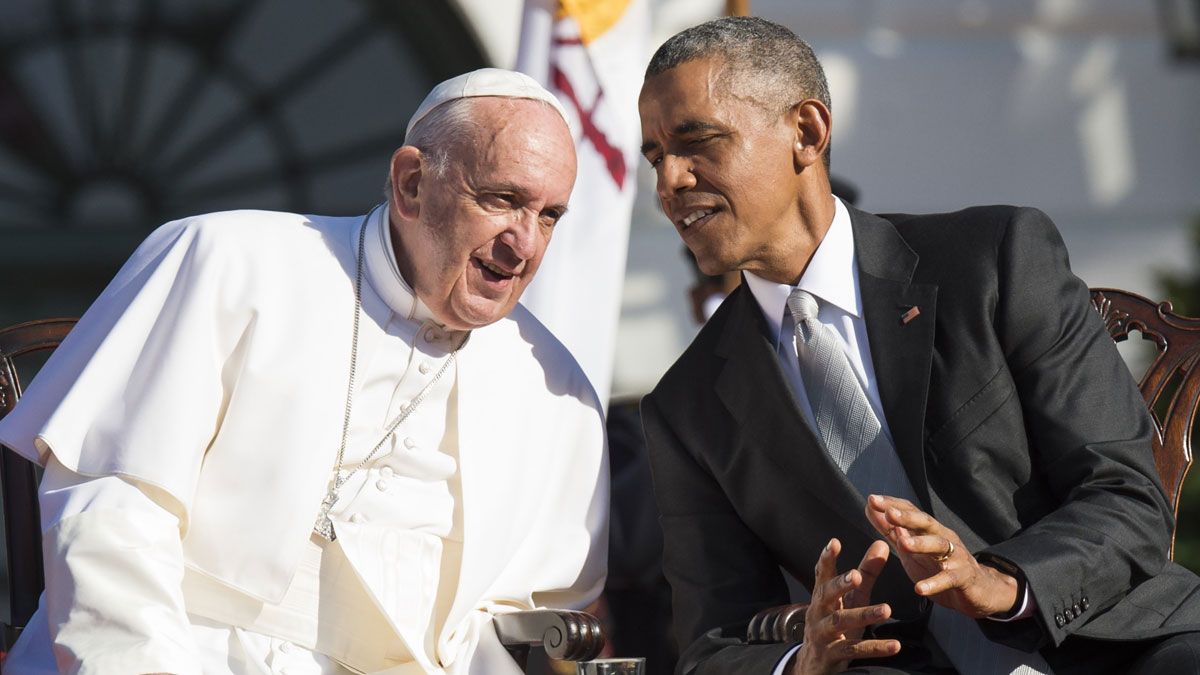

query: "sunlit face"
(639, 57), (804, 278)
(390, 99), (576, 330)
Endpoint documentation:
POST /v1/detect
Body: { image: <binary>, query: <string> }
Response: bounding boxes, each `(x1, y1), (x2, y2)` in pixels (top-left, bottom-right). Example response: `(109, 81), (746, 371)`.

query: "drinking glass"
(575, 657), (645, 675)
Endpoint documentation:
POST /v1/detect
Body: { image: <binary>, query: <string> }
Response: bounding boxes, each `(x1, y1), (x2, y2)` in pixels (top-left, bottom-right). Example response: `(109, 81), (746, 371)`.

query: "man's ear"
(790, 99), (832, 170)
(390, 146), (424, 220)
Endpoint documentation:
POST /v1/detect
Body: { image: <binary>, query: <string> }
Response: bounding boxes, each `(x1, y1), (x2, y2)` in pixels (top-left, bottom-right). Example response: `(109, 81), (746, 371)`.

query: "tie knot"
(787, 288), (819, 323)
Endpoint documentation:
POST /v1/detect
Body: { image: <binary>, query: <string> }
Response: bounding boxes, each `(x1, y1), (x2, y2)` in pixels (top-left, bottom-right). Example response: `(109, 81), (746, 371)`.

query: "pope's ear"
(791, 98), (831, 170)
(390, 146), (424, 220)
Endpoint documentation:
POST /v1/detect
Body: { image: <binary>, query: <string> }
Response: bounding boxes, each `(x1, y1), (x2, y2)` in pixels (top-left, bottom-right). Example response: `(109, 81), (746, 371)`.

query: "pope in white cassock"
(0, 69), (608, 674)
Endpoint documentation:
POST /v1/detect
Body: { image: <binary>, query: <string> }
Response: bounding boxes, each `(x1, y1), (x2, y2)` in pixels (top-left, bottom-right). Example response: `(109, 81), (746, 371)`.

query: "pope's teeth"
(482, 261), (513, 278)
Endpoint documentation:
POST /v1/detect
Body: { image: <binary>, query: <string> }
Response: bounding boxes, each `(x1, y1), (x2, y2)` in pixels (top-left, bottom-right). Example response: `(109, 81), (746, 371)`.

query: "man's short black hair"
(646, 16), (832, 166)
(647, 16), (830, 111)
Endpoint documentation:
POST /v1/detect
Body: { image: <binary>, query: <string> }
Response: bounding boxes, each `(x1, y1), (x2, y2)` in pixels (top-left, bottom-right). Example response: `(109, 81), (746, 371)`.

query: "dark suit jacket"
(642, 205), (1200, 675)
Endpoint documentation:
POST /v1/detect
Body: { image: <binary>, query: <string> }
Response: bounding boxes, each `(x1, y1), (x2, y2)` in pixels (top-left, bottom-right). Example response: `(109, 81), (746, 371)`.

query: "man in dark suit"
(638, 16), (1200, 675)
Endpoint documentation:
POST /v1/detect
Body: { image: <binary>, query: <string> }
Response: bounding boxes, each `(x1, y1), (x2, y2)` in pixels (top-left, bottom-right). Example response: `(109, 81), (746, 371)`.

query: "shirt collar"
(363, 204), (438, 324)
(745, 196), (862, 341)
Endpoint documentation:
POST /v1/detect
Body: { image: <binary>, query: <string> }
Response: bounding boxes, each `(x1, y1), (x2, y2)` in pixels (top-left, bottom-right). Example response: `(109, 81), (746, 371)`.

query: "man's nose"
(656, 154), (696, 201)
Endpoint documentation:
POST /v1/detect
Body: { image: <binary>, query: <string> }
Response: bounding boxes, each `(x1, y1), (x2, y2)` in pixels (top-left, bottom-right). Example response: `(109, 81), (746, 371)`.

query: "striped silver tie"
(787, 288), (879, 473)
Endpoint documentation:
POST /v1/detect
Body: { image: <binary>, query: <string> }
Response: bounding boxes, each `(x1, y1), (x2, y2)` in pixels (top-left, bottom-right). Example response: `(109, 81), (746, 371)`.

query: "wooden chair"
(0, 318), (605, 666)
(1, 319), (75, 651)
(745, 288), (1200, 645)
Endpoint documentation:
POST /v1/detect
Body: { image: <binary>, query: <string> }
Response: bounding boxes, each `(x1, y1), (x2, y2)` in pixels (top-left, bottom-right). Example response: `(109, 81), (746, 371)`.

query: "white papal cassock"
(0, 207), (608, 674)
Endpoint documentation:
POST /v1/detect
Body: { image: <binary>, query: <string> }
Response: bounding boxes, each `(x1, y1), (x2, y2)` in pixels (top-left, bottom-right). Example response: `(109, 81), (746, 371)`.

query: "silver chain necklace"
(313, 208), (458, 541)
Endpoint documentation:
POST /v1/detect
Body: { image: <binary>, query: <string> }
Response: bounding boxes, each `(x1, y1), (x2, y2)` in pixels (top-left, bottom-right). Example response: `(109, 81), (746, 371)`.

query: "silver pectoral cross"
(313, 490), (339, 541)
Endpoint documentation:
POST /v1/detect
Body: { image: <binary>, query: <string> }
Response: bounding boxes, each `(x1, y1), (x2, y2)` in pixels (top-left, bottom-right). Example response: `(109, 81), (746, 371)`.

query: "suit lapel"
(712, 284), (928, 618)
(714, 286), (878, 543)
(851, 207), (938, 511)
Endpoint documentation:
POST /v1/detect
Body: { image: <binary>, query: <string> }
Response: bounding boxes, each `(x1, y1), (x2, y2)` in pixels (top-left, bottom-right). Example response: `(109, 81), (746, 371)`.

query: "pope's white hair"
(383, 96), (560, 202)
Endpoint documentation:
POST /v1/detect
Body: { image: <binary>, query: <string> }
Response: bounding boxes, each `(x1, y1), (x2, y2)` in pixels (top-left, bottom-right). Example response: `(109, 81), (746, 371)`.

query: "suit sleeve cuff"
(986, 583), (1036, 622)
(771, 644), (802, 675)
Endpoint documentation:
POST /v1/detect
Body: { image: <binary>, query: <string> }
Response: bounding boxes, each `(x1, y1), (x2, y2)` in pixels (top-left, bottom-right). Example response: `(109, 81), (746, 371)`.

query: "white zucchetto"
(405, 67), (569, 137)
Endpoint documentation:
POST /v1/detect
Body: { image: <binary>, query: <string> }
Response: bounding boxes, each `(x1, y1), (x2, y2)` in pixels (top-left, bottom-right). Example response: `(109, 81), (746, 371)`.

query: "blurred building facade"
(1, 0), (1197, 397)
(615, 0), (1200, 398)
(0, 0), (486, 326)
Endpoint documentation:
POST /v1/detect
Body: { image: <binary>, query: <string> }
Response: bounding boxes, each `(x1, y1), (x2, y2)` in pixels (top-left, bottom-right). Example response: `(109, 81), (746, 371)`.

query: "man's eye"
(646, 155), (662, 167)
(687, 136), (714, 147)
(541, 210), (564, 226)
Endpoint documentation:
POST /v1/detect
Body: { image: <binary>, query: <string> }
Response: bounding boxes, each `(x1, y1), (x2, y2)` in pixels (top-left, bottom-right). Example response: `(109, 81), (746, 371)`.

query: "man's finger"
(812, 538), (843, 604)
(884, 504), (940, 535)
(867, 494), (917, 513)
(915, 567), (966, 597)
(857, 540), (890, 592)
(898, 533), (955, 558)
(864, 500), (895, 537)
(831, 637), (903, 661)
(846, 540), (890, 608)
(813, 603), (892, 640)
(816, 566), (863, 613)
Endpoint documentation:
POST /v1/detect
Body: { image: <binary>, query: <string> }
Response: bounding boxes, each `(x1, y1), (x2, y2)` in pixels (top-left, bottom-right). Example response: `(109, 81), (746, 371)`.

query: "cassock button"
(349, 513), (366, 524)
(1055, 613), (1065, 628)
(419, 362), (431, 375)
(424, 327), (438, 343)
(404, 437), (417, 449)
(376, 479), (389, 491)
(380, 466), (394, 478)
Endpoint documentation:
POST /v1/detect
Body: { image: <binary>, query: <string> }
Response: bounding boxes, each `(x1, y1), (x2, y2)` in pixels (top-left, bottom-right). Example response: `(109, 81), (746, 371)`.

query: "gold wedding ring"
(932, 539), (955, 563)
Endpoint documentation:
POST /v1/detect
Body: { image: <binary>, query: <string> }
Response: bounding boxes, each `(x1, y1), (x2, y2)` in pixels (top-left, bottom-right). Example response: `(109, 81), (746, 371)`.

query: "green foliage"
(1157, 215), (1200, 317)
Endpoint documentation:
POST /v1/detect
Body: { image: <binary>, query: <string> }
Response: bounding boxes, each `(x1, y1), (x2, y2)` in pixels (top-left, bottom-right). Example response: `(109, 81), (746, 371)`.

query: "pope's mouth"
(473, 257), (515, 284)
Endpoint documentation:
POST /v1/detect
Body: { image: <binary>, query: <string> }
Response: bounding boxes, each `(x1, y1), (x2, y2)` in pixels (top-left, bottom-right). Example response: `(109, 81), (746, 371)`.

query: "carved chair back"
(746, 288), (1200, 645)
(1090, 288), (1200, 558)
(0, 319), (77, 649)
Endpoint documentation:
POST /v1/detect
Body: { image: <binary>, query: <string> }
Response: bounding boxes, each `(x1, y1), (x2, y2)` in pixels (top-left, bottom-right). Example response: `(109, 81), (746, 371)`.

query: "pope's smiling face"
(389, 98), (576, 331)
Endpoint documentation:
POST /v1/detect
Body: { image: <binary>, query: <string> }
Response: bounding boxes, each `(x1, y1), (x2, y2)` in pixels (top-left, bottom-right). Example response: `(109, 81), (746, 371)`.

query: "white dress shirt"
(746, 197), (1047, 675)
(744, 197), (893, 447)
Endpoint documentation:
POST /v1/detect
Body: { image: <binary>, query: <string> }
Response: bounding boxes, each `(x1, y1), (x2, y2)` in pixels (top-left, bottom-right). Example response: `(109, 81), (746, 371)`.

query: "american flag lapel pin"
(900, 306), (921, 325)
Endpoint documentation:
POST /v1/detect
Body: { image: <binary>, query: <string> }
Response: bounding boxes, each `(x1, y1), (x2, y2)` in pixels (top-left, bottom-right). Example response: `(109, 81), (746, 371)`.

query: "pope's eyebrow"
(483, 181), (530, 198)
(481, 182), (569, 217)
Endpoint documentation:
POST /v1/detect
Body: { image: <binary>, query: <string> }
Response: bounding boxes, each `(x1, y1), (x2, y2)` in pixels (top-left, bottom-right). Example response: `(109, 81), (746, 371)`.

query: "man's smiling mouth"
(679, 207), (719, 229)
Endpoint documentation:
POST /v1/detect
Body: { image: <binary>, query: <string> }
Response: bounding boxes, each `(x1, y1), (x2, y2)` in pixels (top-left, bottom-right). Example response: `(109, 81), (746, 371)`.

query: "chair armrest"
(493, 609), (605, 661)
(747, 603), (808, 644)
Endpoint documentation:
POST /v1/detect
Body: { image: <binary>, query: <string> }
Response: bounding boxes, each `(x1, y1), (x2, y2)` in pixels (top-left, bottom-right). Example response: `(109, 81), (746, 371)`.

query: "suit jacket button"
(1081, 597), (1090, 611)
(1055, 613), (1066, 628)
(1073, 602), (1082, 615)
(1064, 608), (1075, 620)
